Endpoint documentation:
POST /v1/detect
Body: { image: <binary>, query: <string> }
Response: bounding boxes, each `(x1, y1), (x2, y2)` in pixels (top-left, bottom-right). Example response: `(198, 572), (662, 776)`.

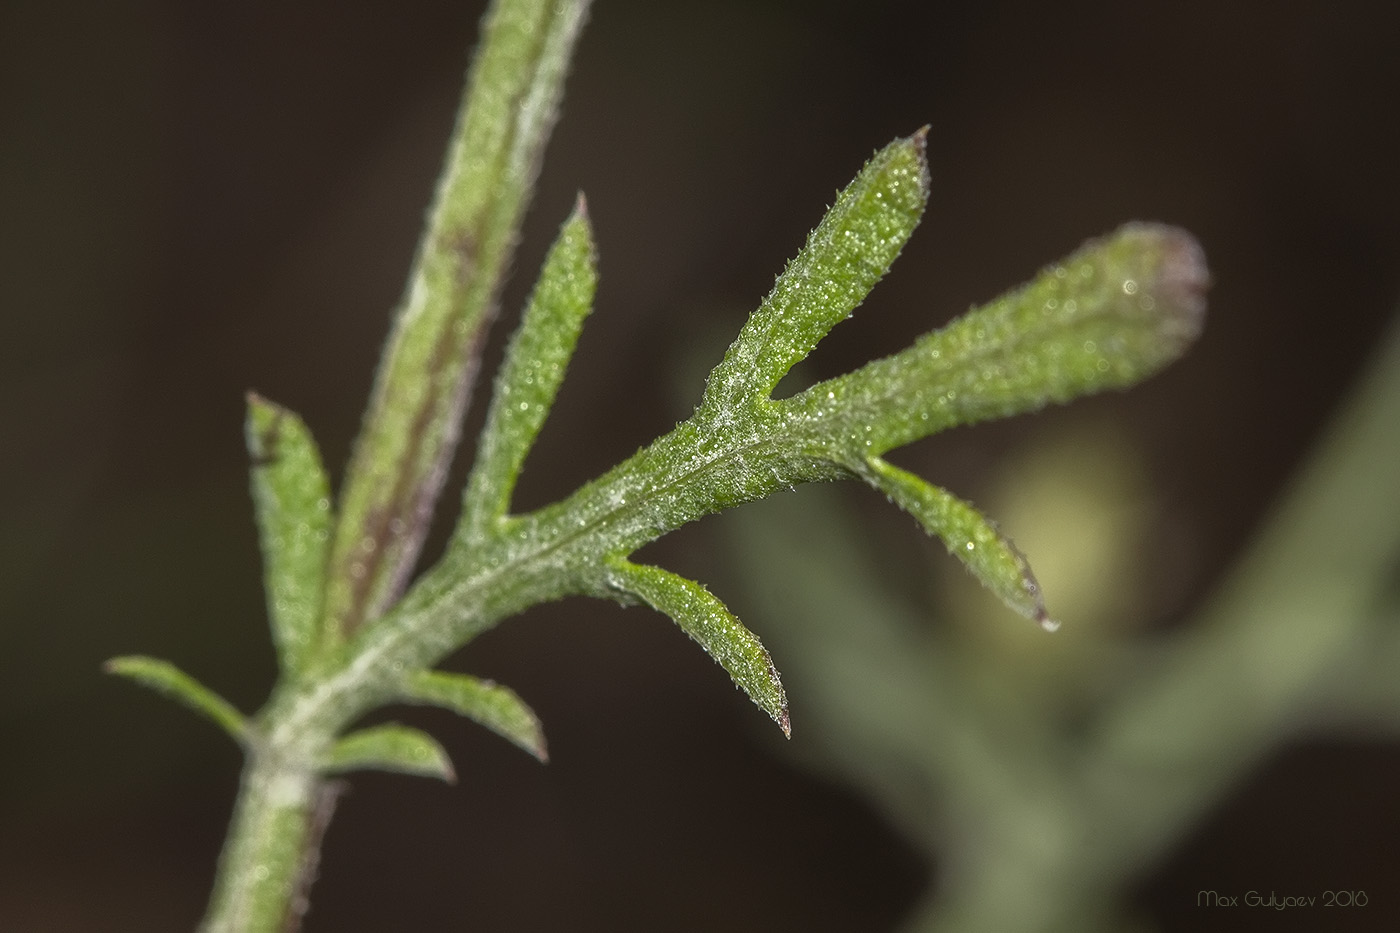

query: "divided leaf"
(604, 557), (789, 736)
(245, 393), (334, 676)
(460, 200), (598, 541)
(859, 457), (1055, 630)
(701, 131), (930, 409)
(104, 655), (250, 745)
(324, 723), (455, 783)
(160, 124), (1208, 811)
(365, 141), (1208, 761)
(400, 669), (548, 762)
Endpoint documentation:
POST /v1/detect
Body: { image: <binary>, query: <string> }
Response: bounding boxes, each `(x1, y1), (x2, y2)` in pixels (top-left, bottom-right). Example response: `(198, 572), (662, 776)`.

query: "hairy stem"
(321, 0), (590, 643)
(199, 746), (323, 933)
(195, 2), (590, 928)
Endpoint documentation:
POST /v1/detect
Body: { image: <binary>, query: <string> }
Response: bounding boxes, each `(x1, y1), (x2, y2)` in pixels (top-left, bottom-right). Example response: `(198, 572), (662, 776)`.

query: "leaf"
(323, 723), (455, 783)
(701, 131), (930, 409)
(245, 393), (334, 677)
(400, 669), (548, 762)
(104, 655), (250, 744)
(784, 222), (1209, 459)
(329, 147), (1208, 794)
(859, 457), (1056, 631)
(460, 199), (598, 541)
(603, 557), (789, 736)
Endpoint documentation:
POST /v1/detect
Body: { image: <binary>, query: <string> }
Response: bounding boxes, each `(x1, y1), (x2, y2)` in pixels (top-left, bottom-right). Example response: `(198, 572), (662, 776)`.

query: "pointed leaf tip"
(400, 670), (548, 763)
(700, 131), (929, 408)
(459, 203), (599, 540)
(105, 655), (250, 744)
(604, 558), (789, 734)
(861, 458), (1053, 628)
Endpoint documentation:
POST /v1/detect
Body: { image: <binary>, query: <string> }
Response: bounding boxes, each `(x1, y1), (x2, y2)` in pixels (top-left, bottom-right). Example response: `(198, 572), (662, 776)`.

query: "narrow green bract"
(401, 669), (548, 762)
(460, 199), (598, 543)
(324, 723), (456, 783)
(859, 456), (1053, 630)
(104, 656), (249, 744)
(604, 557), (789, 735)
(703, 131), (930, 409)
(245, 393), (334, 677)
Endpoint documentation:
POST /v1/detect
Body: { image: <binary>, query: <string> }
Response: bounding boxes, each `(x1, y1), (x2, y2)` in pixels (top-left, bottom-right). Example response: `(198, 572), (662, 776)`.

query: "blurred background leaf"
(3, 0), (1397, 929)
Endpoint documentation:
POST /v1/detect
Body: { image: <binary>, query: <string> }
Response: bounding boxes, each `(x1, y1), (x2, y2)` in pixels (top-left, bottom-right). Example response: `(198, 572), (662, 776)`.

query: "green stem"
(198, 744), (325, 933)
(196, 2), (590, 929)
(321, 0), (590, 644)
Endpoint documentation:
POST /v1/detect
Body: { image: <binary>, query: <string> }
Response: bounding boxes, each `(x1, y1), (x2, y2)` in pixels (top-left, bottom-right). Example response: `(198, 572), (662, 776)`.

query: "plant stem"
(199, 745), (323, 933)
(196, 2), (590, 929)
(321, 0), (590, 643)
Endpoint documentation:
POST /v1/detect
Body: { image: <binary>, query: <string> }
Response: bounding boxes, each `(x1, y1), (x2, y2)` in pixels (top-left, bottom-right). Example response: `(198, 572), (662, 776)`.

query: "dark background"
(2, 0), (1398, 929)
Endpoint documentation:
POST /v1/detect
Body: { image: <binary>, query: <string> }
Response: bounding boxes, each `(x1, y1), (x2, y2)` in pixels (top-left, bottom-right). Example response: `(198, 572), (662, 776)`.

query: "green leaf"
(701, 130), (930, 409)
(400, 669), (548, 762)
(784, 222), (1209, 459)
(322, 0), (591, 638)
(104, 655), (250, 744)
(603, 557), (789, 736)
(323, 723), (455, 782)
(859, 457), (1055, 630)
(323, 145), (1208, 795)
(460, 199), (598, 542)
(245, 393), (333, 676)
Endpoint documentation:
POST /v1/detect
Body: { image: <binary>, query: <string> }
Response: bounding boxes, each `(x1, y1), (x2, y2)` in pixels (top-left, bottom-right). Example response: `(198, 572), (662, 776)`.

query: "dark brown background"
(2, 0), (1397, 930)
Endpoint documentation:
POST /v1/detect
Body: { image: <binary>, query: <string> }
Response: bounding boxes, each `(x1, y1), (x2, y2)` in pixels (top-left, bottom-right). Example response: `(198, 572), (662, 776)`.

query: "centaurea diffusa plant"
(105, 0), (1207, 929)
